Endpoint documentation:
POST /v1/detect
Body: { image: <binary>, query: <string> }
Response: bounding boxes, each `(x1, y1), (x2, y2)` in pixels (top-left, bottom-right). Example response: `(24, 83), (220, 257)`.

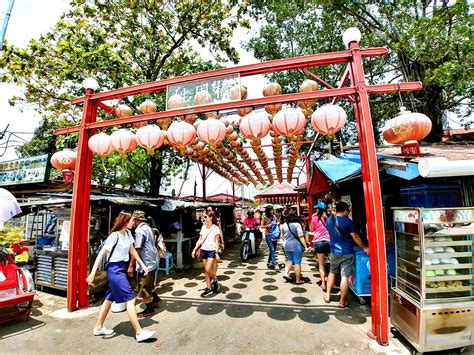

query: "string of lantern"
(54, 78), (419, 188)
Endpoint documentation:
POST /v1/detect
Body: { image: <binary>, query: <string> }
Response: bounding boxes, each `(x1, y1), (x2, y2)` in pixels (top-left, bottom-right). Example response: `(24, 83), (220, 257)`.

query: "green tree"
(247, 0), (473, 143)
(1, 0), (249, 195)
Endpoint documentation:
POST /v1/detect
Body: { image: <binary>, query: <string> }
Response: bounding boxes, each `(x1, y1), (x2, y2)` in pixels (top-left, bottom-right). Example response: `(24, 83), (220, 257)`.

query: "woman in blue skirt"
(86, 211), (155, 342)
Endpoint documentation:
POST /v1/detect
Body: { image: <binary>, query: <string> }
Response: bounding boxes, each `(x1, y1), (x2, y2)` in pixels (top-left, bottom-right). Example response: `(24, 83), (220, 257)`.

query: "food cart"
(391, 207), (474, 353)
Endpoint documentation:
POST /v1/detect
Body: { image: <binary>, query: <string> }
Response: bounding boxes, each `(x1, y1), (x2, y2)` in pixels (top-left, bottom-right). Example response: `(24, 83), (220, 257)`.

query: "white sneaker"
(136, 329), (155, 342)
(93, 327), (114, 336)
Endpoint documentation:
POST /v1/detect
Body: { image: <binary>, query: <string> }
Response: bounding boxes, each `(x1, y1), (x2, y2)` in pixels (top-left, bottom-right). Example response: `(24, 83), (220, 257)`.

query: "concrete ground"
(0, 243), (426, 354)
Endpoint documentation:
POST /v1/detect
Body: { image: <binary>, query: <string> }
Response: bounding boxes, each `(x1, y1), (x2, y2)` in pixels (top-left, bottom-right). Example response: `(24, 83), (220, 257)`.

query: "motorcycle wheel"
(240, 242), (250, 262)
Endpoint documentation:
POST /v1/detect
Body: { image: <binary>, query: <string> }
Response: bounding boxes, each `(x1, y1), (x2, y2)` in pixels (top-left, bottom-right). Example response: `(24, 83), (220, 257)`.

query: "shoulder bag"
(288, 223), (306, 250)
(331, 216), (350, 239)
(195, 225), (217, 259)
(99, 232), (119, 271)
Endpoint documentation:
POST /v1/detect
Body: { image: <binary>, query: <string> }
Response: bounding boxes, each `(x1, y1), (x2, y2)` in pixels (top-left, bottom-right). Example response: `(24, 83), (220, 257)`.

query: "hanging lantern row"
(250, 139), (273, 184)
(311, 104), (347, 138)
(286, 134), (303, 184)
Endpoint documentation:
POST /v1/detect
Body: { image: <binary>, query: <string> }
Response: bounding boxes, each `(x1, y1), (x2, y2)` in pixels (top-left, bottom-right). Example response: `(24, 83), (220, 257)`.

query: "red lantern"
(167, 120), (197, 153)
(139, 100), (157, 114)
(311, 104), (347, 137)
(382, 107), (432, 144)
(240, 112), (271, 140)
(273, 108), (307, 137)
(237, 107), (253, 117)
(156, 117), (172, 130)
(184, 114), (197, 124)
(168, 94), (186, 109)
(197, 118), (227, 145)
(298, 79), (319, 110)
(115, 104), (133, 118)
(263, 82), (283, 116)
(194, 90), (212, 106)
(51, 149), (77, 184)
(88, 132), (114, 160)
(110, 129), (137, 157)
(135, 125), (165, 155)
(229, 84), (248, 100)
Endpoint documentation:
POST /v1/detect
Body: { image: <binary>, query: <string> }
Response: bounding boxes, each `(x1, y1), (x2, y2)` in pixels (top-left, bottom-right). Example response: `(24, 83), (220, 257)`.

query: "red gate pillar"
(67, 89), (97, 311)
(305, 157), (313, 219)
(349, 41), (389, 344)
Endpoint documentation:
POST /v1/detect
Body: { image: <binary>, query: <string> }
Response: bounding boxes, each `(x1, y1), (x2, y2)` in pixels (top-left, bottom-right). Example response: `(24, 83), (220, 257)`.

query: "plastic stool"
(157, 252), (174, 275)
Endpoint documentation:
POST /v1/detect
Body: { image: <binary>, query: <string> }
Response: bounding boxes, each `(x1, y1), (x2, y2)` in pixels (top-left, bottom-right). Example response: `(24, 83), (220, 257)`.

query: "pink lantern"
(168, 94), (186, 109)
(167, 120), (197, 152)
(272, 108), (307, 137)
(88, 132), (114, 160)
(110, 129), (137, 157)
(50, 149), (77, 184)
(197, 118), (226, 145)
(240, 112), (271, 140)
(135, 125), (165, 155)
(139, 100), (157, 114)
(311, 104), (347, 137)
(194, 90), (212, 106)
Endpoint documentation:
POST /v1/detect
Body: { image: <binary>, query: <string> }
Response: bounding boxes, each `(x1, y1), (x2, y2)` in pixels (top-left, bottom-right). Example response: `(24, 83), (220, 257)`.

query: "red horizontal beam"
(366, 82), (422, 94)
(55, 87), (356, 135)
(71, 47), (388, 105)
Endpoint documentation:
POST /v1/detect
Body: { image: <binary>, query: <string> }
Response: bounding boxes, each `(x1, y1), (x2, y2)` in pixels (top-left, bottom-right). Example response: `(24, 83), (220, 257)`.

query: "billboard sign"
(0, 154), (51, 186)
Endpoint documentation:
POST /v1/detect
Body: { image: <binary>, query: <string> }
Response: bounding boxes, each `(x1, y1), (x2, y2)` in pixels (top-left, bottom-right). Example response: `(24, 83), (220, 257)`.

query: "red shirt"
(243, 217), (260, 229)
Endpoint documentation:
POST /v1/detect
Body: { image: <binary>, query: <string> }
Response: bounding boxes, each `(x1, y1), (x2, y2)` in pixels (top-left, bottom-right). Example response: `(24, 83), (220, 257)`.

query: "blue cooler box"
(351, 244), (395, 296)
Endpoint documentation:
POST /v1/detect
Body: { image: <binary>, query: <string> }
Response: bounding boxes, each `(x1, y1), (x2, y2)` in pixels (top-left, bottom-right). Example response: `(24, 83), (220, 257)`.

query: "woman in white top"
(86, 211), (155, 342)
(191, 211), (221, 297)
(281, 212), (309, 284)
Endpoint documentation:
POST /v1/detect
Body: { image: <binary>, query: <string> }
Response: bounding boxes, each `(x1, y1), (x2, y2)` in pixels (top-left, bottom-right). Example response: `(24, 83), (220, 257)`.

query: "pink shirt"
(311, 214), (330, 242)
(243, 217), (260, 229)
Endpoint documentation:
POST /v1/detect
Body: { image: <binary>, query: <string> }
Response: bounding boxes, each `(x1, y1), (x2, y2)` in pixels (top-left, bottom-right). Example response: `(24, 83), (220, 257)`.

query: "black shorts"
(201, 250), (217, 259)
(314, 240), (330, 254)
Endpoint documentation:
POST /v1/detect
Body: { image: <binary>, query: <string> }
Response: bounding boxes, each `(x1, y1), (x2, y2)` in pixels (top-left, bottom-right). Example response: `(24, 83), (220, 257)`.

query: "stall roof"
(28, 193), (159, 207)
(376, 142), (474, 161)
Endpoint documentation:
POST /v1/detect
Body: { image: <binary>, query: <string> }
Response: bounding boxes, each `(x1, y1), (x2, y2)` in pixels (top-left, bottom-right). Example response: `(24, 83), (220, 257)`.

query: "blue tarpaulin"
(314, 152), (384, 183)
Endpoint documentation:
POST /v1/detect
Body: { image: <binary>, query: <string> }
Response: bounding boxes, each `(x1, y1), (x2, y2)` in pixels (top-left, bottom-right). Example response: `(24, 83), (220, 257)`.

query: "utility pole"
(0, 0), (15, 49)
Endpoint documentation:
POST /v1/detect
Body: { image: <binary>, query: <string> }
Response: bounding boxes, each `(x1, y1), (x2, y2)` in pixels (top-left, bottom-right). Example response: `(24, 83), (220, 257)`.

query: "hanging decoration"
(167, 120), (197, 154)
(239, 112), (271, 140)
(196, 118), (227, 146)
(286, 134), (303, 183)
(135, 125), (165, 155)
(382, 106), (432, 156)
(263, 82), (283, 117)
(139, 100), (157, 114)
(250, 140), (273, 184)
(273, 107), (307, 138)
(230, 84), (253, 117)
(213, 142), (257, 186)
(50, 149), (77, 184)
(110, 129), (137, 157)
(311, 104), (347, 137)
(87, 132), (114, 160)
(298, 79), (319, 114)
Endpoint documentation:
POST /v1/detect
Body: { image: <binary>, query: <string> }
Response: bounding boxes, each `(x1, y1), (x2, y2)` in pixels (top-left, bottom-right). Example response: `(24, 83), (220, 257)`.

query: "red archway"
(55, 34), (422, 345)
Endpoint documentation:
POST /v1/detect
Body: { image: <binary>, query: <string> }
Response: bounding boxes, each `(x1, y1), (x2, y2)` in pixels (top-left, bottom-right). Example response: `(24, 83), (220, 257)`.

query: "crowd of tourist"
(86, 201), (369, 342)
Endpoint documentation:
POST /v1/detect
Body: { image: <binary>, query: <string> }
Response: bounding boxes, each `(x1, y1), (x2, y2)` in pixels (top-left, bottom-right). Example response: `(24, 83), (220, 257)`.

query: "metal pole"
(67, 88), (97, 311)
(349, 41), (388, 345)
(232, 182), (236, 205)
(202, 164), (206, 201)
(305, 157), (313, 219)
(0, 0), (15, 49)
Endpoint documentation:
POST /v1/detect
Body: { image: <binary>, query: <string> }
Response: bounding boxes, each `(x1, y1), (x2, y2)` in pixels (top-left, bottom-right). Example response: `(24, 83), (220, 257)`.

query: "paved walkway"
(1, 243), (412, 354)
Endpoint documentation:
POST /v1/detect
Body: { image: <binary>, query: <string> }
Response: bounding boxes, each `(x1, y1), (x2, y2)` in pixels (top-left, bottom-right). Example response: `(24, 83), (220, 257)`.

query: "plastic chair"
(157, 252), (174, 275)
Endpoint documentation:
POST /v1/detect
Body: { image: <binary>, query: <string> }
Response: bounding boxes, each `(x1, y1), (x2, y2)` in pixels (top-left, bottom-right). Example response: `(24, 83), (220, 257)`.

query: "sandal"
(283, 275), (292, 282)
(295, 280), (304, 285)
(338, 302), (348, 309)
(323, 294), (331, 303)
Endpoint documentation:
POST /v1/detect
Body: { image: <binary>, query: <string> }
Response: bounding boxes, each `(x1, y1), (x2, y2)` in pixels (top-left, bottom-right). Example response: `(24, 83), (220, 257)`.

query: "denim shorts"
(313, 240), (330, 254)
(286, 250), (303, 265)
(329, 254), (354, 277)
(201, 250), (216, 259)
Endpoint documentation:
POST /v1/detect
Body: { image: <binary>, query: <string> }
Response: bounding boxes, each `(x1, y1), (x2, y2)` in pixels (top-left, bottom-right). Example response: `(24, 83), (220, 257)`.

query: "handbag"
(153, 228), (167, 258)
(98, 232), (119, 271)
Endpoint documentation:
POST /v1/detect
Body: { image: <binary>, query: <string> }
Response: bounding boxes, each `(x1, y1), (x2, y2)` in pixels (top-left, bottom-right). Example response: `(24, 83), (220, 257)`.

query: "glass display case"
(391, 207), (473, 353)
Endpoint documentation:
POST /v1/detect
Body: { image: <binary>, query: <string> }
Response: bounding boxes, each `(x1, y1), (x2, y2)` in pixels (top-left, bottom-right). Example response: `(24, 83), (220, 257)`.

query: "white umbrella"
(0, 188), (22, 222)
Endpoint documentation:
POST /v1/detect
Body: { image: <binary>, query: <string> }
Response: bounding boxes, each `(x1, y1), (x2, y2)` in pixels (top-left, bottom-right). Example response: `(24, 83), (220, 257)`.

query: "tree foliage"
(1, 0), (249, 195)
(247, 0), (473, 145)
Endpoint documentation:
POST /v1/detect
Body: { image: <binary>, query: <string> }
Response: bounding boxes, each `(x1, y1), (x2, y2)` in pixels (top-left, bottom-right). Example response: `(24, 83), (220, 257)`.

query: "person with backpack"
(309, 201), (331, 291)
(128, 211), (161, 318)
(261, 205), (281, 272)
(324, 202), (369, 308)
(281, 211), (309, 284)
(86, 211), (155, 342)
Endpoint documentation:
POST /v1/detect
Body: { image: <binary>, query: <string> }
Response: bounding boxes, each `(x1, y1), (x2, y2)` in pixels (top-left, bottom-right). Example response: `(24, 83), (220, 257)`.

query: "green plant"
(0, 225), (24, 247)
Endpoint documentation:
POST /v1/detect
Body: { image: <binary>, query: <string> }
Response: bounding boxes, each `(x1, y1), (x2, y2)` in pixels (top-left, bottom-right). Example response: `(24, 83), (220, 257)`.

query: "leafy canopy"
(1, 0), (250, 194)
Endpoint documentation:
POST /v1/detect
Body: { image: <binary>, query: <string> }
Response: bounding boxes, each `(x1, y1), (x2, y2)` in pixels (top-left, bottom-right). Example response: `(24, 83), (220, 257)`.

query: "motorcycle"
(240, 227), (258, 261)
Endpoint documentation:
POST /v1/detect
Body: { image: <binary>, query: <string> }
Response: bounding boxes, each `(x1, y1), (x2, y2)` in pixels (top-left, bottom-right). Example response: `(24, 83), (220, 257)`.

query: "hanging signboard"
(0, 154), (51, 186)
(166, 73), (241, 111)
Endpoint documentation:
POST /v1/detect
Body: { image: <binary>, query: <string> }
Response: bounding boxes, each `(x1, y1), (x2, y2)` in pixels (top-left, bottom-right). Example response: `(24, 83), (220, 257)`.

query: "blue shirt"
(327, 215), (356, 256)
